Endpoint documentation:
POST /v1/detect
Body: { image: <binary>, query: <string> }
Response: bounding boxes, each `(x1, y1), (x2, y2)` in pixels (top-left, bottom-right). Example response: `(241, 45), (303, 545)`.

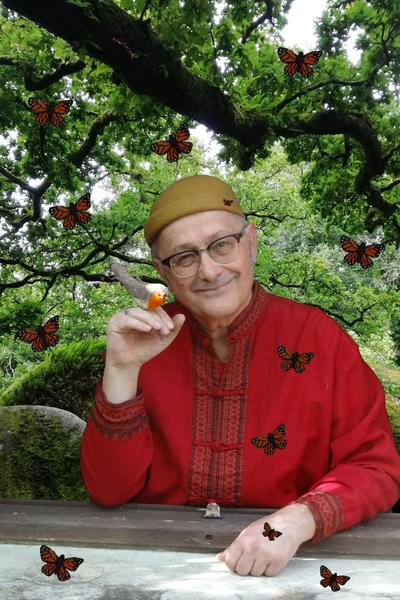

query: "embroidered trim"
(187, 282), (269, 506)
(295, 491), (344, 542)
(91, 379), (149, 440)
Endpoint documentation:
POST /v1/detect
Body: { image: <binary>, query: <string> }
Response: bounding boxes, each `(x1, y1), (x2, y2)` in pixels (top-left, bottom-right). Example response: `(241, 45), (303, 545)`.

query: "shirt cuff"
(293, 491), (344, 543)
(90, 378), (149, 440)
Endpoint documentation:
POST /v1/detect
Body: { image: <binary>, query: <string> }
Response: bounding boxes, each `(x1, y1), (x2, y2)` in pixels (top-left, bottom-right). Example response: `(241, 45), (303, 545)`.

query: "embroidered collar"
(178, 280), (269, 343)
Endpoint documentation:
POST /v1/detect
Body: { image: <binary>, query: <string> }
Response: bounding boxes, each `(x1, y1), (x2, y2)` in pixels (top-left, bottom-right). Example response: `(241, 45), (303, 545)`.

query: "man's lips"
(195, 279), (234, 292)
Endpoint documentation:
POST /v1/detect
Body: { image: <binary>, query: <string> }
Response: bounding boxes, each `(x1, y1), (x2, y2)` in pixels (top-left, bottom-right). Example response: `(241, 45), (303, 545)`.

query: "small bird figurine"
(111, 261), (168, 310)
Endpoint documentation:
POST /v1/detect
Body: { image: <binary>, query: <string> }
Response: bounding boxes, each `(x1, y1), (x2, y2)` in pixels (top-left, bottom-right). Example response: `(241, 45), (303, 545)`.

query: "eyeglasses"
(158, 223), (249, 278)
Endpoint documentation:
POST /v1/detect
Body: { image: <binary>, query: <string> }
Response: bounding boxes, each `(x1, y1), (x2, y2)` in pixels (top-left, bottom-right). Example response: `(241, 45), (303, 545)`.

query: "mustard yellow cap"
(144, 175), (244, 245)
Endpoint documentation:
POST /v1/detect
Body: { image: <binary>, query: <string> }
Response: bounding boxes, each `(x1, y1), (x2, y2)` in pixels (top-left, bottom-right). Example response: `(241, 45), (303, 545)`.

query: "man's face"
(152, 210), (257, 322)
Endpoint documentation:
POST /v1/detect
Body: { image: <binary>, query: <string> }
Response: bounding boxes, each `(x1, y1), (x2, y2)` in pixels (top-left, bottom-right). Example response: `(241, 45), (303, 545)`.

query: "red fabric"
(80, 282), (400, 542)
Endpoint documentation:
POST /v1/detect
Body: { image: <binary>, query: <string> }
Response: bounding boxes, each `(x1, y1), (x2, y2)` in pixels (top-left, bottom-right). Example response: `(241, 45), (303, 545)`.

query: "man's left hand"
(215, 503), (316, 577)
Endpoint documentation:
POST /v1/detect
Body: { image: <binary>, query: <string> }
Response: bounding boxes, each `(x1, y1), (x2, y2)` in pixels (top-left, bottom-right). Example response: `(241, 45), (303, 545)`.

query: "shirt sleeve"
(80, 353), (153, 507)
(295, 323), (400, 542)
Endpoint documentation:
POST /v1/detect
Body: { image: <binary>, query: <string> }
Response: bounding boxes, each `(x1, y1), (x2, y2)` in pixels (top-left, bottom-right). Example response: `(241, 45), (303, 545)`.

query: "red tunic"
(80, 282), (400, 542)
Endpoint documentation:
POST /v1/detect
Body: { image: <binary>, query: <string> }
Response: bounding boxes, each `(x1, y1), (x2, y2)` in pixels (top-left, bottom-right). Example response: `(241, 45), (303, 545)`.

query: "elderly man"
(81, 175), (400, 577)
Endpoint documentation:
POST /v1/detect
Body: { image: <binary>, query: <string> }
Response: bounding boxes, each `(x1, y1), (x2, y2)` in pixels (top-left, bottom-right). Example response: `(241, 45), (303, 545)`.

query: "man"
(81, 174), (400, 577)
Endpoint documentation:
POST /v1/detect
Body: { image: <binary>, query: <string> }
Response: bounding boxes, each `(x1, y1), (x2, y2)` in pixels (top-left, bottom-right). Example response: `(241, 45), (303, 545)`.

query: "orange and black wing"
(319, 564), (333, 588)
(151, 139), (172, 157)
(262, 521), (283, 540)
(42, 315), (60, 349)
(49, 205), (76, 229)
(340, 235), (359, 266)
(336, 575), (351, 588)
(277, 345), (294, 371)
(175, 124), (193, 154)
(40, 544), (58, 577)
(277, 47), (298, 76)
(359, 242), (384, 269)
(293, 352), (315, 374)
(56, 556), (84, 581)
(251, 434), (269, 450)
(17, 326), (42, 350)
(271, 423), (287, 450)
(300, 51), (322, 77)
(51, 100), (73, 126)
(167, 145), (180, 162)
(28, 98), (50, 126)
(74, 193), (92, 225)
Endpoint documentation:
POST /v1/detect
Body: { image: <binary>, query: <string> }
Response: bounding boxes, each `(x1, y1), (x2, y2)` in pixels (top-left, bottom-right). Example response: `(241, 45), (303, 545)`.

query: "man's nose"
(196, 250), (223, 279)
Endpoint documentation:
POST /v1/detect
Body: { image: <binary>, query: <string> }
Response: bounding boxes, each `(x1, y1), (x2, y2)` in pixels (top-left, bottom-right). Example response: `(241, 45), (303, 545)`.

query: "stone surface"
(0, 405), (86, 433)
(0, 543), (399, 600)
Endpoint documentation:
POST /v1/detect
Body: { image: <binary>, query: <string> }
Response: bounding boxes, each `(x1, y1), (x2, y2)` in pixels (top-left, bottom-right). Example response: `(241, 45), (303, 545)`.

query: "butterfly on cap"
(251, 423), (287, 456)
(17, 316), (59, 352)
(49, 193), (91, 229)
(320, 564), (350, 592)
(277, 346), (314, 374)
(340, 235), (385, 269)
(277, 47), (322, 78)
(151, 124), (193, 162)
(28, 98), (73, 127)
(262, 521), (283, 541)
(40, 544), (84, 581)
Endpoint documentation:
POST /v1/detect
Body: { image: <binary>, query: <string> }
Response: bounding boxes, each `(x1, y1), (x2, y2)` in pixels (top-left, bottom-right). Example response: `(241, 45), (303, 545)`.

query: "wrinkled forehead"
(156, 210), (244, 252)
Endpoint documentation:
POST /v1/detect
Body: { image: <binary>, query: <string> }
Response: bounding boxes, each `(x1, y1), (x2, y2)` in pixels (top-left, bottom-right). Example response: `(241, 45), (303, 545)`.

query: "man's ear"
(247, 222), (257, 263)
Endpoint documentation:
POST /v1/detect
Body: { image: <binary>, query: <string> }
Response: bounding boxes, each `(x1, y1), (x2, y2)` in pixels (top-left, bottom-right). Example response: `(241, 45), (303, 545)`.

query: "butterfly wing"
(284, 62), (298, 76)
(251, 435), (268, 449)
(40, 544), (58, 574)
(167, 146), (179, 162)
(336, 575), (350, 587)
(49, 205), (73, 225)
(277, 47), (297, 64)
(174, 123), (190, 143)
(303, 51), (322, 65)
(74, 193), (92, 224)
(51, 100), (73, 127)
(294, 352), (314, 374)
(28, 98), (50, 125)
(177, 141), (193, 154)
(151, 140), (171, 156)
(262, 522), (272, 537)
(340, 236), (359, 266)
(56, 565), (71, 581)
(42, 563), (57, 577)
(277, 346), (293, 371)
(42, 316), (60, 348)
(299, 62), (313, 78)
(272, 423), (287, 449)
(63, 557), (84, 572)
(360, 242), (384, 268)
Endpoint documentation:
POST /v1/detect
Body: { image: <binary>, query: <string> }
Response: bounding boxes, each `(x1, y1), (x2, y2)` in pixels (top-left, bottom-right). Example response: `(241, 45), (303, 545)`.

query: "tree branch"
(69, 110), (118, 166)
(241, 2), (274, 44)
(24, 60), (86, 90)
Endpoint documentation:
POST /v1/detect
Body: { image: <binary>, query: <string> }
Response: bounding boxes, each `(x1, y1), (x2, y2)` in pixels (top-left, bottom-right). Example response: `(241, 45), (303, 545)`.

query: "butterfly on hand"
(28, 98), (73, 127)
(277, 346), (314, 374)
(251, 423), (287, 456)
(151, 124), (193, 162)
(340, 235), (384, 269)
(320, 565), (350, 592)
(49, 193), (91, 229)
(262, 521), (283, 541)
(277, 47), (322, 78)
(40, 544), (84, 581)
(17, 315), (59, 352)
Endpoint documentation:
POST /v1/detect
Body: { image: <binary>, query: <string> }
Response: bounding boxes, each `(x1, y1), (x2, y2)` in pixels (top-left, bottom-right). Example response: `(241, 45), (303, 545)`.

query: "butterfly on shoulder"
(251, 423), (287, 456)
(277, 346), (314, 374)
(320, 564), (350, 592)
(262, 521), (283, 541)
(40, 544), (84, 581)
(340, 235), (385, 269)
(28, 98), (73, 127)
(17, 315), (59, 352)
(151, 124), (193, 162)
(49, 193), (91, 229)
(277, 47), (322, 78)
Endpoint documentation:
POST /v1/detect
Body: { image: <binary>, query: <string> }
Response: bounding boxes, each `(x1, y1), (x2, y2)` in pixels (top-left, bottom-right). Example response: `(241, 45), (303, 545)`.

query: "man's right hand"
(106, 306), (185, 369)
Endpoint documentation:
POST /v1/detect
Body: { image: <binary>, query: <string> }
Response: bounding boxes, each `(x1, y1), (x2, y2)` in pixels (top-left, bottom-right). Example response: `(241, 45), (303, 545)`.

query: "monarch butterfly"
(151, 124), (193, 162)
(49, 193), (91, 229)
(277, 47), (322, 78)
(251, 423), (287, 456)
(40, 545), (84, 581)
(223, 199), (233, 206)
(277, 346), (314, 374)
(340, 235), (384, 269)
(28, 98), (73, 127)
(320, 565), (350, 592)
(17, 316), (59, 352)
(262, 521), (283, 541)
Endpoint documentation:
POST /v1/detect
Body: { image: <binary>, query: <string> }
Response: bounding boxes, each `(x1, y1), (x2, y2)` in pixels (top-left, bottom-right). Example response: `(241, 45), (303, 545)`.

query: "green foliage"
(0, 338), (106, 421)
(386, 396), (400, 455)
(0, 409), (88, 500)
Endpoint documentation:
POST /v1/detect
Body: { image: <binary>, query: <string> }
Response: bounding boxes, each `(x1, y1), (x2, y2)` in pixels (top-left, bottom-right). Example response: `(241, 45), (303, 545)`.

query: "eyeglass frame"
(155, 223), (249, 278)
